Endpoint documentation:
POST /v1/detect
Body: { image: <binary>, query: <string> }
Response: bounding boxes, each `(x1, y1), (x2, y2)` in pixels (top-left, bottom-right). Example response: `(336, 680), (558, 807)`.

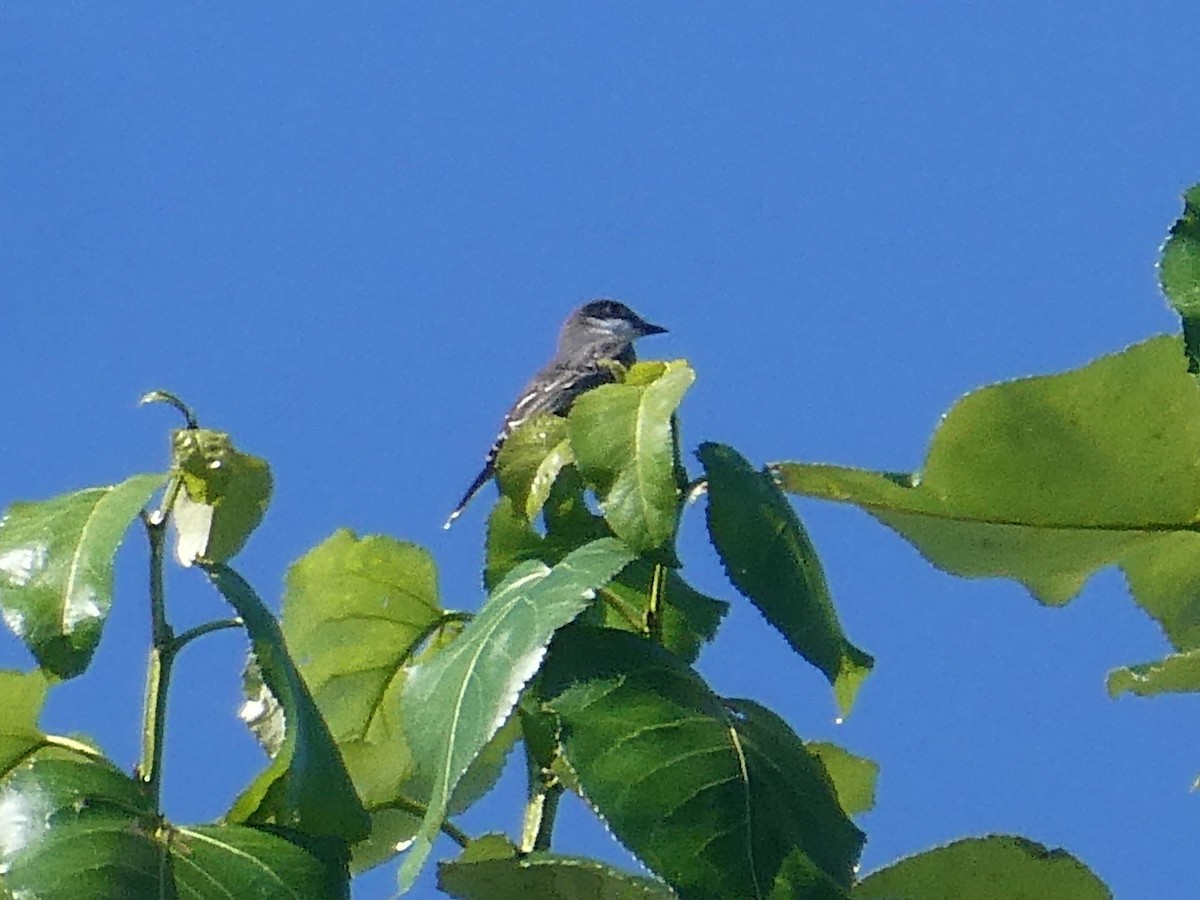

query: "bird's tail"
(443, 465), (493, 529)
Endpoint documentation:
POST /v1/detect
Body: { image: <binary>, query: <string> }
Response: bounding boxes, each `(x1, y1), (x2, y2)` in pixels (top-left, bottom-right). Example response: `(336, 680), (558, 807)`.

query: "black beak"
(639, 320), (668, 337)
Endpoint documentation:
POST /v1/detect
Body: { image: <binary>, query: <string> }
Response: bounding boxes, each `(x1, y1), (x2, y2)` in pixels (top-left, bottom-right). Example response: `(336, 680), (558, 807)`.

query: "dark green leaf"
(439, 838), (675, 899)
(204, 563), (369, 844)
(1160, 184), (1200, 372)
(486, 499), (727, 663)
(774, 337), (1200, 661)
(172, 824), (350, 899)
(397, 538), (636, 890)
(569, 360), (693, 555)
(583, 559), (729, 664)
(699, 443), (872, 715)
(0, 473), (166, 678)
(171, 428), (272, 565)
(541, 627), (864, 899)
(768, 850), (851, 900)
(485, 496), (550, 591)
(853, 835), (1111, 900)
(0, 751), (349, 899)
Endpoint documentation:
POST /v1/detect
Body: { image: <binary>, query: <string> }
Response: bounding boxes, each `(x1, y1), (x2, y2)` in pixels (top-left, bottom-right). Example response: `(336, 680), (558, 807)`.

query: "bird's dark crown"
(578, 299), (639, 321)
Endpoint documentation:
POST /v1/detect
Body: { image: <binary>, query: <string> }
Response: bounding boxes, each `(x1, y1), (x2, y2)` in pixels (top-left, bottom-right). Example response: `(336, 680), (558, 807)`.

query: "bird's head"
(559, 299), (667, 359)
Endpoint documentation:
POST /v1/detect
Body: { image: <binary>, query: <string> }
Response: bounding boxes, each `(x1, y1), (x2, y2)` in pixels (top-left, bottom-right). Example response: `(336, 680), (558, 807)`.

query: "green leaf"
(397, 538), (636, 892)
(699, 443), (873, 715)
(0, 670), (50, 772)
(486, 497), (728, 663)
(853, 835), (1112, 900)
(806, 742), (878, 817)
(171, 428), (272, 565)
(1160, 184), (1200, 372)
(584, 559), (729, 664)
(0, 473), (166, 678)
(773, 337), (1200, 655)
(768, 850), (851, 900)
(568, 360), (694, 555)
(266, 529), (493, 873)
(495, 414), (575, 521)
(540, 627), (864, 898)
(278, 530), (446, 784)
(0, 751), (350, 899)
(438, 838), (676, 899)
(172, 824), (350, 899)
(1107, 648), (1200, 698)
(484, 496), (550, 591)
(204, 563), (369, 845)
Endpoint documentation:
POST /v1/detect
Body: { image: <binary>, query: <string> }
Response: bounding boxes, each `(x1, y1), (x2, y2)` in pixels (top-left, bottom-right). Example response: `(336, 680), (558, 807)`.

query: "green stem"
(370, 798), (471, 849)
(597, 586), (644, 632)
(400, 611), (473, 666)
(520, 767), (563, 854)
(169, 618), (244, 656)
(646, 563), (666, 645)
(139, 511), (174, 809)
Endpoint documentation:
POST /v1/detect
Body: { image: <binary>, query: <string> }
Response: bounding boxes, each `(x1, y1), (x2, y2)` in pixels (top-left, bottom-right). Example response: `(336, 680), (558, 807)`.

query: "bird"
(444, 299), (668, 528)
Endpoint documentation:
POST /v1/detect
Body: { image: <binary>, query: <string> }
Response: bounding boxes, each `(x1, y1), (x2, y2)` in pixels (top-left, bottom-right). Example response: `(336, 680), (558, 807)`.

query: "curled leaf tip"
(139, 390), (199, 429)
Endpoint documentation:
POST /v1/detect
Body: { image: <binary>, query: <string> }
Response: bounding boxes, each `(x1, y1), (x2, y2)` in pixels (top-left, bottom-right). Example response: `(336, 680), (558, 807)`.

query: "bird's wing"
(444, 362), (614, 528)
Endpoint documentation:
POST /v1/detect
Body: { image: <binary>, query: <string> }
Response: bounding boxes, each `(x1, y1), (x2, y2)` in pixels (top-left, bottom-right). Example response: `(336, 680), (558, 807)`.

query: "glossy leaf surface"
(540, 627), (863, 899)
(0, 473), (165, 678)
(0, 751), (349, 899)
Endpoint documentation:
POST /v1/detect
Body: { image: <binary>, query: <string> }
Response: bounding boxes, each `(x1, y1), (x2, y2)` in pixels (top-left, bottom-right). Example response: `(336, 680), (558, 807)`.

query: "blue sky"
(2, 5), (1197, 898)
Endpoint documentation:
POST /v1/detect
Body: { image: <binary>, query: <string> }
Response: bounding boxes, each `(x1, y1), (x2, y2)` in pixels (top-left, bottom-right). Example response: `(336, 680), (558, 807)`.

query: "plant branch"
(399, 611), (473, 666)
(597, 586), (644, 632)
(138, 510), (174, 809)
(169, 618), (244, 656)
(646, 563), (666, 645)
(370, 797), (471, 849)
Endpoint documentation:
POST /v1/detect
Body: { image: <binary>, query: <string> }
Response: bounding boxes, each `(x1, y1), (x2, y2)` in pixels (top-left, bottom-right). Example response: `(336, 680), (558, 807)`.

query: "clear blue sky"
(2, 6), (1197, 898)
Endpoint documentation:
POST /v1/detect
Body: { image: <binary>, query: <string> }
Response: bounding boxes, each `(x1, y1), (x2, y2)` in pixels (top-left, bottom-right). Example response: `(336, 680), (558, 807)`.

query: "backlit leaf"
(569, 360), (693, 555)
(853, 835), (1111, 900)
(171, 428), (271, 565)
(774, 337), (1200, 665)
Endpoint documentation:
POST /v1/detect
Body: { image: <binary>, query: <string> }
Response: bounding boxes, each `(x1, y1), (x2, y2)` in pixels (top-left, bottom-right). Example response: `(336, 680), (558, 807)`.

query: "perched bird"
(444, 299), (667, 528)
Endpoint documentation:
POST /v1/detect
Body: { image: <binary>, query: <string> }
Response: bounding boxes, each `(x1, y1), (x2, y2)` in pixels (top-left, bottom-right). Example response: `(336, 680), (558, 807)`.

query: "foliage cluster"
(4, 186), (1200, 898)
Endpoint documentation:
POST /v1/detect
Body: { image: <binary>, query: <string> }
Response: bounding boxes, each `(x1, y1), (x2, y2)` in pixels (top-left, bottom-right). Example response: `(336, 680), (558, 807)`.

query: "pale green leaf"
(775, 337), (1200, 657)
(171, 428), (271, 565)
(853, 835), (1111, 900)
(569, 360), (693, 554)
